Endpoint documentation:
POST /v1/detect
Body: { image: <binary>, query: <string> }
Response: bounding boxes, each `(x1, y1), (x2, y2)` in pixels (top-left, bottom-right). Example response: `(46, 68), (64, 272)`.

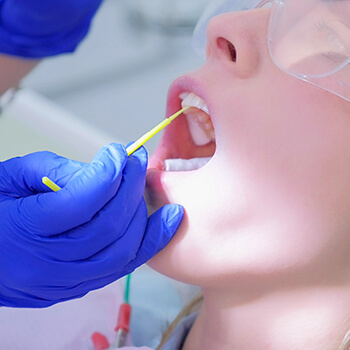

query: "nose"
(205, 8), (270, 78)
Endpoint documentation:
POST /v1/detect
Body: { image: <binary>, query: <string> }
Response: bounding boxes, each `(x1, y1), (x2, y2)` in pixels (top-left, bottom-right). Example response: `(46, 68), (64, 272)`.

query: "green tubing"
(124, 274), (131, 304)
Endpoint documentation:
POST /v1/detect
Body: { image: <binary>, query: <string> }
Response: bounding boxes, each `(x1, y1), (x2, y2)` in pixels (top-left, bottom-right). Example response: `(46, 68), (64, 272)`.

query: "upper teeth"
(180, 92), (209, 114)
(180, 92), (215, 146)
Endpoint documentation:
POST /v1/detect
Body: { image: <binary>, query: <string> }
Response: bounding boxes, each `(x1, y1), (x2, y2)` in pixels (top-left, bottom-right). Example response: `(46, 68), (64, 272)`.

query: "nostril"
(216, 37), (237, 62)
(227, 42), (237, 62)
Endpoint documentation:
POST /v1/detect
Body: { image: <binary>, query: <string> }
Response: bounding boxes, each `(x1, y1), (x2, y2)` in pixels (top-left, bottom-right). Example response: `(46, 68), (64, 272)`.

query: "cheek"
(217, 80), (350, 216)
(219, 87), (350, 276)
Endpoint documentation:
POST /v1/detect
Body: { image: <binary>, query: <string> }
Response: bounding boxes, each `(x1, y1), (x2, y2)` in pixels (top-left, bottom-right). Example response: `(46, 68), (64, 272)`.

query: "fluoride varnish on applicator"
(41, 106), (190, 192)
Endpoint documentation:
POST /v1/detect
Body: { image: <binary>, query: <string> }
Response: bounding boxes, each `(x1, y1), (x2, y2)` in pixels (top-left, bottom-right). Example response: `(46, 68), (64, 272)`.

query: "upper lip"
(166, 74), (211, 118)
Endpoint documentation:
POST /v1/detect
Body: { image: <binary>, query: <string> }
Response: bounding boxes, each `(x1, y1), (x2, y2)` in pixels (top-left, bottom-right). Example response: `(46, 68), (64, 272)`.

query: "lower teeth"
(164, 157), (211, 171)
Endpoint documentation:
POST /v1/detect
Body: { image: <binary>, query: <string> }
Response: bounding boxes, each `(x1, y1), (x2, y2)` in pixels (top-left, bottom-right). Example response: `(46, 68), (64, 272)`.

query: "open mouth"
(159, 91), (216, 172)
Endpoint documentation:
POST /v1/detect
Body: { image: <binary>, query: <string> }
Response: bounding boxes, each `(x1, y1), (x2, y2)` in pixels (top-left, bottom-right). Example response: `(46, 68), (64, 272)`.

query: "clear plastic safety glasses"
(192, 0), (350, 102)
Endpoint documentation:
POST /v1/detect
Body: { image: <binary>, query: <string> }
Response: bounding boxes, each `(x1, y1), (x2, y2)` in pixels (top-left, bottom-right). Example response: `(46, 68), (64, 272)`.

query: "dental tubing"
(91, 275), (132, 349)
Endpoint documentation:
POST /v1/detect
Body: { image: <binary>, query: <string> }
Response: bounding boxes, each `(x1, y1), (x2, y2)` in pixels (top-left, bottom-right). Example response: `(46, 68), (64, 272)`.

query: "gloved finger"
(42, 147), (147, 255)
(0, 285), (90, 308)
(83, 203), (184, 280)
(36, 200), (148, 289)
(35, 204), (183, 301)
(126, 203), (185, 271)
(15, 143), (129, 235)
(2, 0), (103, 36)
(24, 204), (183, 303)
(0, 151), (85, 197)
(38, 152), (148, 260)
(9, 201), (146, 306)
(49, 147), (149, 260)
(59, 202), (184, 286)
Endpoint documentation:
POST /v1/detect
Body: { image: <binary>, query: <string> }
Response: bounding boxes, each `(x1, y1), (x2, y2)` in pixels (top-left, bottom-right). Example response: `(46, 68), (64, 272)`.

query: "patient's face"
(145, 8), (350, 289)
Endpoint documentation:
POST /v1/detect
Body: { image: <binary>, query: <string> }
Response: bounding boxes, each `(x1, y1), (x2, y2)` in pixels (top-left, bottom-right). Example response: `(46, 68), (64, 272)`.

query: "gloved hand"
(0, 144), (184, 308)
(0, 0), (103, 57)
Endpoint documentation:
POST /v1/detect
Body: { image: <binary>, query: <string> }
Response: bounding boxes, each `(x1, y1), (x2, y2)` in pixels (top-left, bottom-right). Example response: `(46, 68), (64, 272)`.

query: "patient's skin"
(0, 55), (39, 95)
(146, 7), (350, 350)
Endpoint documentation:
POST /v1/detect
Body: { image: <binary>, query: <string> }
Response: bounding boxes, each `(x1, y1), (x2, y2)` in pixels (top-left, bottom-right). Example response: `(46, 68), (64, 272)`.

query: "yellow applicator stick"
(125, 106), (189, 156)
(41, 106), (189, 191)
(42, 176), (61, 192)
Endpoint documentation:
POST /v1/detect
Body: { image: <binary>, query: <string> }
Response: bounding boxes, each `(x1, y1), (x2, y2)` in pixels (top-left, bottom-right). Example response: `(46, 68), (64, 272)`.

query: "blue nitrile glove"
(0, 0), (103, 57)
(0, 144), (184, 308)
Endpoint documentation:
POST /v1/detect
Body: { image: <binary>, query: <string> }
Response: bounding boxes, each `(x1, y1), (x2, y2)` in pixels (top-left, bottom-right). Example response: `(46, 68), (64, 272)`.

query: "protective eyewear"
(192, 0), (350, 102)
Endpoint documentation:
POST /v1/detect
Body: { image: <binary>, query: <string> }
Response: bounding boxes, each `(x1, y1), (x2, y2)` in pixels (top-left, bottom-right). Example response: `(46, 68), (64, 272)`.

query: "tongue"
(165, 157), (211, 171)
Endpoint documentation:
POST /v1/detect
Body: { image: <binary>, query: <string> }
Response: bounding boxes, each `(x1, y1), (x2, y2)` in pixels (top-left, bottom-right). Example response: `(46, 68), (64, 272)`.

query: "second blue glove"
(0, 0), (103, 57)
